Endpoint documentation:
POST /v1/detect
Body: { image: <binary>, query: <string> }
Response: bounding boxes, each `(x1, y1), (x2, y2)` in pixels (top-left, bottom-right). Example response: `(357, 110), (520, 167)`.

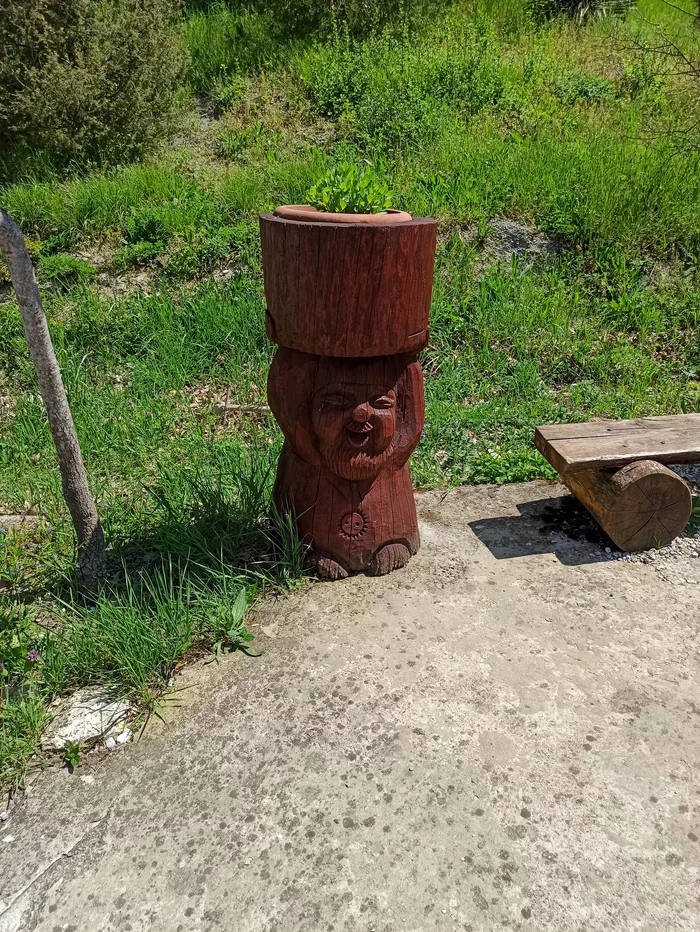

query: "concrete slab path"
(1, 481), (699, 932)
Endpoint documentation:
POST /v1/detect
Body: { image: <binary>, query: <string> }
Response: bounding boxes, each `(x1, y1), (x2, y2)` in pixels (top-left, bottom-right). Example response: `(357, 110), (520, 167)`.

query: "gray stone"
(482, 218), (558, 265)
(115, 728), (132, 745)
(2, 481), (699, 931)
(439, 218), (558, 275)
(39, 686), (129, 752)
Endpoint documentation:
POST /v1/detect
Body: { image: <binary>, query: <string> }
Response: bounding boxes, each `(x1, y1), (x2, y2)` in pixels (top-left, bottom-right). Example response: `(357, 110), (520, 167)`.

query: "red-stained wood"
(268, 349), (424, 576)
(262, 208), (436, 577)
(259, 213), (437, 358)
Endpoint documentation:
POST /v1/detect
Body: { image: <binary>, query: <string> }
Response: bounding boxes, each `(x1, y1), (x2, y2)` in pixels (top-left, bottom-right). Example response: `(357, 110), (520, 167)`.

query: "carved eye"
(373, 395), (394, 410)
(322, 393), (347, 408)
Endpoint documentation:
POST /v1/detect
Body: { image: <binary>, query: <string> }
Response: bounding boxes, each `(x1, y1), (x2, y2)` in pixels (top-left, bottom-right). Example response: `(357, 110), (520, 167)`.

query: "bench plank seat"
(535, 414), (700, 477)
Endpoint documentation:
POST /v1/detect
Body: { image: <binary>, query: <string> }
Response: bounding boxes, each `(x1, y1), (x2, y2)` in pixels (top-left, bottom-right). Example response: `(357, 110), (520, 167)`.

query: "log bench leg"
(562, 460), (692, 552)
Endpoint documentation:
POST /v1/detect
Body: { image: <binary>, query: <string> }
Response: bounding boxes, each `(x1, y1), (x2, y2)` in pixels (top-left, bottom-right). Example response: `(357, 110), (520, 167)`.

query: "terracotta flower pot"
(259, 205), (437, 579)
(273, 204), (413, 224)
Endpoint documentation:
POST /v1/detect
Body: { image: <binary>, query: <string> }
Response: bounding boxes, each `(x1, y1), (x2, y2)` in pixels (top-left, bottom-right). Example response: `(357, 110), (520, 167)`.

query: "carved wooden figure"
(260, 207), (437, 578)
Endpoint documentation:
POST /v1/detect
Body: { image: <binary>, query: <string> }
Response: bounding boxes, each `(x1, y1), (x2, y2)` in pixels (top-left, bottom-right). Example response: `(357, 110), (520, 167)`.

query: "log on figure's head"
(259, 210), (437, 357)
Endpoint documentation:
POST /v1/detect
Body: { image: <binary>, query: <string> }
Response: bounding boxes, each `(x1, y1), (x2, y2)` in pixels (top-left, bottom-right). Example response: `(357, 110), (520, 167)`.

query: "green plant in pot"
(275, 162), (409, 223)
(308, 162), (394, 214)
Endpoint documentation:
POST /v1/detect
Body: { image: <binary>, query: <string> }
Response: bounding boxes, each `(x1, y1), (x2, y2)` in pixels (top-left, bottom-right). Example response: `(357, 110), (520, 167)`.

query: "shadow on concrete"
(469, 494), (614, 566)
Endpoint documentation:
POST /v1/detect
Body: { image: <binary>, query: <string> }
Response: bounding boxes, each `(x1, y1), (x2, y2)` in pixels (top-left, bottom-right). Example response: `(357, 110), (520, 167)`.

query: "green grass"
(37, 254), (97, 288)
(184, 4), (293, 92)
(0, 562), (266, 790)
(2, 0), (700, 793)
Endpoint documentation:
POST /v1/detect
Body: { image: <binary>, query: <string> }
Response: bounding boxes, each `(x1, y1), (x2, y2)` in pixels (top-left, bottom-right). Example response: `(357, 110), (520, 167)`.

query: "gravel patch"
(535, 473), (700, 586)
(611, 531), (700, 585)
(670, 463), (700, 491)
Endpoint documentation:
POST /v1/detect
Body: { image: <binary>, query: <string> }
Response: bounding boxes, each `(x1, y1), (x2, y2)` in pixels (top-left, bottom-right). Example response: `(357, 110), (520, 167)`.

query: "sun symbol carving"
(339, 510), (367, 540)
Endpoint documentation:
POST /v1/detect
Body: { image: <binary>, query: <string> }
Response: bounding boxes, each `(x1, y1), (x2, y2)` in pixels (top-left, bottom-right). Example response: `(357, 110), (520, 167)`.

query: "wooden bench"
(535, 414), (700, 551)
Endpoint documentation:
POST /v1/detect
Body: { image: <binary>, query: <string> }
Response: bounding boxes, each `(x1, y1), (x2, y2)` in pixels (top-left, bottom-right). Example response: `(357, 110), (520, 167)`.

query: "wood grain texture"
(274, 445), (420, 573)
(260, 213), (437, 357)
(562, 461), (692, 552)
(536, 414), (700, 476)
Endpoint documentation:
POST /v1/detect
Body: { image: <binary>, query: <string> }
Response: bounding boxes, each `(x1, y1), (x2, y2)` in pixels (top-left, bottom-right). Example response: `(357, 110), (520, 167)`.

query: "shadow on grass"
(52, 454), (312, 703)
(108, 453), (308, 590)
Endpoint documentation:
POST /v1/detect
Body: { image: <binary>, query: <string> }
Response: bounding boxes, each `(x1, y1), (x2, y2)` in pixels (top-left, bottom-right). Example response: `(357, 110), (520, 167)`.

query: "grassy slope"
(1, 0), (699, 790)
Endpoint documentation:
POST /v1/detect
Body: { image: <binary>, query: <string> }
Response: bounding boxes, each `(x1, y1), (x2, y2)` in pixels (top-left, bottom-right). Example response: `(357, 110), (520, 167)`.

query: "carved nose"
(351, 402), (372, 423)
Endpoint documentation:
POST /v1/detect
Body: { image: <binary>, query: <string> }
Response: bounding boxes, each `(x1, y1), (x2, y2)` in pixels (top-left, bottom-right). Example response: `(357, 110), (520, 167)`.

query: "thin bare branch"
(0, 209), (107, 587)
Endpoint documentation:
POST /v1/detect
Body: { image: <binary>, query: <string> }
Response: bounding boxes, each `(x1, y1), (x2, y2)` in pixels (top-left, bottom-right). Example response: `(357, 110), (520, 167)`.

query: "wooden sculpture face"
(267, 347), (425, 481)
(312, 381), (397, 482)
(267, 348), (425, 576)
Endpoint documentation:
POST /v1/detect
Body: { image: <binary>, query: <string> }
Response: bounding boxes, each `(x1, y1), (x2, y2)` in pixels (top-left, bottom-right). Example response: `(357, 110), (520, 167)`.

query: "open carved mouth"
(326, 428), (394, 480)
(346, 423), (373, 448)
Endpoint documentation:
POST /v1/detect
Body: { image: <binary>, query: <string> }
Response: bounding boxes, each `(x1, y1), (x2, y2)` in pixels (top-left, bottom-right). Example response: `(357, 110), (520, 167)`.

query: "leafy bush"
(307, 162), (394, 213)
(553, 70), (615, 104)
(125, 208), (173, 245)
(0, 0), (187, 170)
(37, 254), (97, 287)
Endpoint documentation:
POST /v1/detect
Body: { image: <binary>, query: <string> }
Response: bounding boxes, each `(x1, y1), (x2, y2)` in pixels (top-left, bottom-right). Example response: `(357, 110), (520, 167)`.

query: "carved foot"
(311, 552), (349, 581)
(366, 542), (411, 577)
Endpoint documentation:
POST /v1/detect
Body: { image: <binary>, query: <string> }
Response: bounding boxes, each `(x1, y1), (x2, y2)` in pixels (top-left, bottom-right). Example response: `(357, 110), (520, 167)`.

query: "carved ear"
(392, 355), (424, 468)
(267, 347), (322, 467)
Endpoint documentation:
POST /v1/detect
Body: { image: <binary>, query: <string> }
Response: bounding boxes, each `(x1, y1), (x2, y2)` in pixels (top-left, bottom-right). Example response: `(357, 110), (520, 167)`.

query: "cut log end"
(563, 460), (692, 553)
(609, 461), (692, 551)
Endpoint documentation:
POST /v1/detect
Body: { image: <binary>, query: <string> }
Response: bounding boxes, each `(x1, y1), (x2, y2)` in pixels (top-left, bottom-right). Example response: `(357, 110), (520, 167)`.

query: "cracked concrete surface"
(1, 481), (699, 932)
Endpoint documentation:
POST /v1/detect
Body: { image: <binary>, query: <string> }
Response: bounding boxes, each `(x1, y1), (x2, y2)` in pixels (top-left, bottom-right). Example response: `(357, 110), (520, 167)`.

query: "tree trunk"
(0, 209), (107, 587)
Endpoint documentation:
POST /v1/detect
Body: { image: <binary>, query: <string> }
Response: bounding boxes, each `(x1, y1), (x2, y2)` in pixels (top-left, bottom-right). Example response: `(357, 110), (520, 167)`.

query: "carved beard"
(323, 438), (395, 481)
